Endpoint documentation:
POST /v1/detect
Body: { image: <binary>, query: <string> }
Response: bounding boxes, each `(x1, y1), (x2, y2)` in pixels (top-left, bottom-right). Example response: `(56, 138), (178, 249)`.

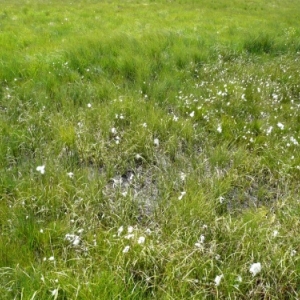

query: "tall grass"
(0, 0), (300, 298)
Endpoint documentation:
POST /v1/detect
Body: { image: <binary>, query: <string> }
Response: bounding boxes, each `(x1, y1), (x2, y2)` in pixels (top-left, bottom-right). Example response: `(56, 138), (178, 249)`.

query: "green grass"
(1, 0), (300, 298)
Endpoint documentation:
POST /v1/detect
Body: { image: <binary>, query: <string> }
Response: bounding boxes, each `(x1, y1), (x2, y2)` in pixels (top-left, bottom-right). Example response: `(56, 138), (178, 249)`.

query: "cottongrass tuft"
(122, 245), (130, 253)
(214, 274), (223, 286)
(137, 236), (145, 244)
(36, 165), (45, 174)
(249, 262), (262, 276)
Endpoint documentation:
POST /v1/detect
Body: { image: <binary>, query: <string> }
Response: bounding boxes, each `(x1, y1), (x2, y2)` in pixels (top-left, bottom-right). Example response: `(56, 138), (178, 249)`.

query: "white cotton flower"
(67, 172), (74, 178)
(180, 172), (186, 181)
(127, 226), (134, 233)
(178, 191), (186, 200)
(72, 236), (80, 246)
(290, 136), (298, 145)
(154, 138), (160, 146)
(277, 122), (284, 130)
(145, 228), (152, 235)
(117, 226), (124, 236)
(124, 234), (134, 240)
(65, 234), (81, 246)
(189, 111), (195, 118)
(87, 103), (92, 108)
(266, 126), (273, 135)
(200, 235), (205, 243)
(214, 274), (223, 286)
(217, 124), (222, 133)
(138, 236), (145, 244)
(48, 256), (55, 261)
(249, 262), (262, 276)
(122, 245), (130, 253)
(195, 235), (205, 247)
(51, 288), (59, 297)
(273, 230), (279, 237)
(36, 165), (45, 174)
(111, 127), (117, 135)
(173, 115), (179, 122)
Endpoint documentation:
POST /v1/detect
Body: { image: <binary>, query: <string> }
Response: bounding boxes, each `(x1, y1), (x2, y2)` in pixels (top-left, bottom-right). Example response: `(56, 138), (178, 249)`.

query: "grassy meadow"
(1, 0), (300, 298)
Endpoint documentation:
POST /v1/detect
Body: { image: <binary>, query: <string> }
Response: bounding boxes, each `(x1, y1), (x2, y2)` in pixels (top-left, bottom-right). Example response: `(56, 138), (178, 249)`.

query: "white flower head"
(51, 288), (59, 297)
(122, 245), (130, 253)
(200, 234), (205, 243)
(67, 172), (74, 178)
(178, 191), (186, 200)
(266, 126), (273, 135)
(65, 234), (81, 246)
(36, 165), (45, 174)
(124, 234), (134, 240)
(154, 138), (160, 147)
(72, 236), (80, 246)
(138, 236), (145, 244)
(117, 226), (124, 236)
(180, 172), (186, 181)
(195, 235), (205, 247)
(127, 226), (134, 233)
(249, 262), (262, 276)
(145, 228), (152, 235)
(215, 254), (221, 260)
(111, 127), (117, 135)
(277, 122), (284, 130)
(214, 274), (223, 286)
(290, 136), (298, 145)
(217, 124), (222, 133)
(87, 103), (92, 108)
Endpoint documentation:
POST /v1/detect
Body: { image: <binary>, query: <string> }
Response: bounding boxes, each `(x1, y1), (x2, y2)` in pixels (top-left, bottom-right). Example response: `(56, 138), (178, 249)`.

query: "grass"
(1, 0), (300, 298)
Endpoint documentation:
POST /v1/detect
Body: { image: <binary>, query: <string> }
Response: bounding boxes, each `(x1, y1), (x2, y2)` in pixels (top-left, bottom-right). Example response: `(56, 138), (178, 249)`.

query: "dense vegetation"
(0, 0), (300, 298)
